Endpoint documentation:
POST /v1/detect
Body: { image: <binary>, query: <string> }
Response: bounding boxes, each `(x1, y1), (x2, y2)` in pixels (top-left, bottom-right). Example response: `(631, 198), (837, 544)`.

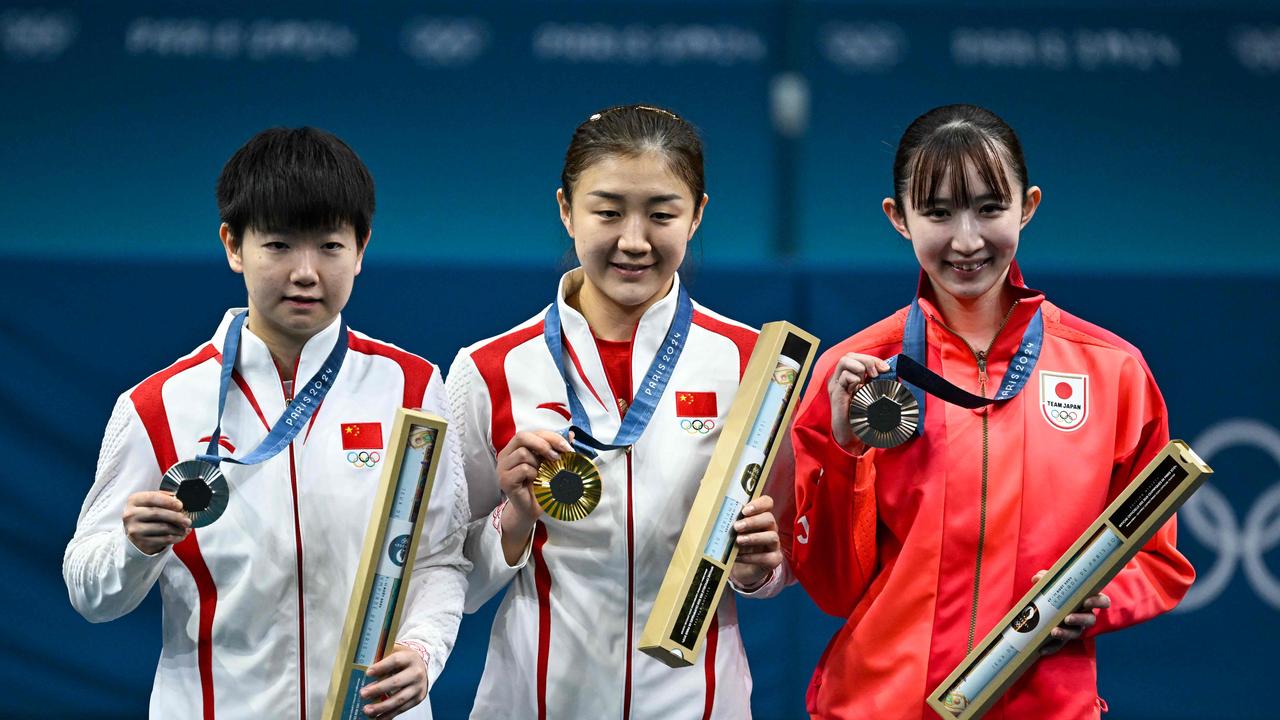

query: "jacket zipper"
(288, 445), (308, 719)
(969, 352), (989, 653)
(280, 361), (309, 719)
(623, 450), (635, 720)
(934, 302), (1018, 653)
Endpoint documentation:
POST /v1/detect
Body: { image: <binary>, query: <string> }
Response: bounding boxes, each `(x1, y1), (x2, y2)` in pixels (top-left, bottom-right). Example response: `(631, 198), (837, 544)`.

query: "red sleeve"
(1089, 355), (1195, 635)
(789, 349), (880, 618)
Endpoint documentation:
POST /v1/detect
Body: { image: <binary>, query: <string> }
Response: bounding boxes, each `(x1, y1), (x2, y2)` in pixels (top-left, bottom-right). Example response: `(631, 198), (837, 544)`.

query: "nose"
(617, 215), (650, 255)
(290, 247), (319, 286)
(950, 211), (984, 256)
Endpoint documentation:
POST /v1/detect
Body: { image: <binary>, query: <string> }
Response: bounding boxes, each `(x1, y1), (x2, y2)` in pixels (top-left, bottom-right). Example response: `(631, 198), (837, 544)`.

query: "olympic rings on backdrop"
(1176, 418), (1280, 613)
(347, 450), (381, 468)
(680, 418), (715, 435)
(1050, 409), (1078, 422)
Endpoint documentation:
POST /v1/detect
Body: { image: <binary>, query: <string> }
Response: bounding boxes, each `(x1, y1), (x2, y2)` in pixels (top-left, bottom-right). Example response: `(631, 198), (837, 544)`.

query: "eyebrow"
(924, 193), (1006, 208)
(586, 190), (684, 204)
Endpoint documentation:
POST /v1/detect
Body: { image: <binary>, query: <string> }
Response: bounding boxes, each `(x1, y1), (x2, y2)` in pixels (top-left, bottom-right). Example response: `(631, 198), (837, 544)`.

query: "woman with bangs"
(788, 104), (1194, 718)
(448, 104), (786, 719)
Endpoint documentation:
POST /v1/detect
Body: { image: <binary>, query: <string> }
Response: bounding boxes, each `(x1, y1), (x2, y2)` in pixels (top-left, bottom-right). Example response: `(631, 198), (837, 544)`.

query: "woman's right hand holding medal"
(123, 491), (191, 556)
(828, 353), (891, 453)
(496, 430), (574, 564)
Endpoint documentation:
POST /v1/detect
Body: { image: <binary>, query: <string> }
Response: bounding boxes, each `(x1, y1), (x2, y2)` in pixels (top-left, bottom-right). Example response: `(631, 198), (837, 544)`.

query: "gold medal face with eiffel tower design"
(533, 451), (603, 522)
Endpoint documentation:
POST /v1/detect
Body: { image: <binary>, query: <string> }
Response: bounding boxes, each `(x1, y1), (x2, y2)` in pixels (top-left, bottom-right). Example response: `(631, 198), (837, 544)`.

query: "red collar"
(914, 261), (1045, 360)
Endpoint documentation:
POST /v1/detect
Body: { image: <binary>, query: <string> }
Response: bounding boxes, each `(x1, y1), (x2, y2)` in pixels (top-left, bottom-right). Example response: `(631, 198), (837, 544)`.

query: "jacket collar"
(914, 261), (1045, 360)
(211, 309), (346, 407)
(551, 269), (684, 423)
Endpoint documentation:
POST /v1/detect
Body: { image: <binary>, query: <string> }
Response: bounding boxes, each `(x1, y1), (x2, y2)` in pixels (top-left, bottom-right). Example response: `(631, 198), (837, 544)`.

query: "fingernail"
(734, 521), (745, 531)
(744, 504), (754, 513)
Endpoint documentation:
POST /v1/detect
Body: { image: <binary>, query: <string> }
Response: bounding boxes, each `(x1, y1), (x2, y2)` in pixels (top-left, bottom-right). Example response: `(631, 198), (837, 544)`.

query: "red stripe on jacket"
(130, 344), (220, 720)
(692, 311), (757, 380)
(562, 336), (608, 410)
(208, 347), (271, 432)
(702, 615), (720, 720)
(347, 332), (435, 408)
(471, 322), (545, 452)
(532, 523), (553, 720)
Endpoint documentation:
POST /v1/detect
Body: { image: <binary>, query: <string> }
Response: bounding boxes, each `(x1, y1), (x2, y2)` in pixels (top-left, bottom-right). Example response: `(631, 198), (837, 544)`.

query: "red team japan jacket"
(447, 271), (788, 720)
(790, 268), (1194, 719)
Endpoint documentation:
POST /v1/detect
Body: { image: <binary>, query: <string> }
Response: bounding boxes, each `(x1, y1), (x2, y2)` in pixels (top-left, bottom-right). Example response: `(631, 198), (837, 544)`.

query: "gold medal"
(533, 452), (602, 522)
(160, 459), (230, 528)
(848, 379), (920, 448)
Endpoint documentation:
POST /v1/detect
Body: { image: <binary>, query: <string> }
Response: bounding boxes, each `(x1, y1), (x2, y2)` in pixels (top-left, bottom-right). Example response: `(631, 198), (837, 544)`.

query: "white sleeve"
(446, 351), (532, 613)
(63, 393), (170, 622)
(729, 431), (799, 600)
(395, 368), (472, 688)
(729, 554), (795, 600)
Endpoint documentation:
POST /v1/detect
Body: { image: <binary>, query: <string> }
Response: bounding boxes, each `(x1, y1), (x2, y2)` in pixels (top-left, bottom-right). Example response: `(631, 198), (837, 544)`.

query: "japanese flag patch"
(1039, 371), (1088, 431)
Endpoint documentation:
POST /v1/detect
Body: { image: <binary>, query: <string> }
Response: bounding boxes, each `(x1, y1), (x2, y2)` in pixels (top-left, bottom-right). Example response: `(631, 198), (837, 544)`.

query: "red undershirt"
(593, 335), (634, 418)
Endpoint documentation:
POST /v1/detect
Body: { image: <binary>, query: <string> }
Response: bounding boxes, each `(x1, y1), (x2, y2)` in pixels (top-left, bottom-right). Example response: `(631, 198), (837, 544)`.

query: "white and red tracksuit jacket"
(447, 271), (788, 720)
(790, 267), (1194, 719)
(64, 310), (471, 720)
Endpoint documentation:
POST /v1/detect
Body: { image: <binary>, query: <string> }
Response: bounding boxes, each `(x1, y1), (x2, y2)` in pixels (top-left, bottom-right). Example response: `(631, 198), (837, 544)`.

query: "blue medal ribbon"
(196, 311), (349, 467)
(881, 299), (1043, 439)
(543, 284), (694, 458)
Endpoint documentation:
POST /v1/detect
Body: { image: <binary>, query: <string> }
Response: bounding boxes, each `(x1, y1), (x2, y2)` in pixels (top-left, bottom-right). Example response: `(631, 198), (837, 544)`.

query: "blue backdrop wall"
(2, 2), (1278, 718)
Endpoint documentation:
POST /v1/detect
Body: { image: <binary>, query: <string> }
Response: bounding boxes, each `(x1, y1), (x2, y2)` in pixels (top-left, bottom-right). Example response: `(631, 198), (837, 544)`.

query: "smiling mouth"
(611, 262), (653, 275)
(946, 259), (989, 273)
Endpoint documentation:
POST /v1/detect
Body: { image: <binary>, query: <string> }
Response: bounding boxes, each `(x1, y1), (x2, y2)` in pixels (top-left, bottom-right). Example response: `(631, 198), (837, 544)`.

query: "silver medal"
(160, 459), (229, 528)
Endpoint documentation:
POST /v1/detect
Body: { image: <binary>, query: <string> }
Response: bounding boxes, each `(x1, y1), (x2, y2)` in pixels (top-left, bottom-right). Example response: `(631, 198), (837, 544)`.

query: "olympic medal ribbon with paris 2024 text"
(165, 311), (348, 526)
(536, 285), (693, 520)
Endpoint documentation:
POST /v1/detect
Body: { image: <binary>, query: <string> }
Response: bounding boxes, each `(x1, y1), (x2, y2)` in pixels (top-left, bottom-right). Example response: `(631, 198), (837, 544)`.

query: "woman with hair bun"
(448, 104), (786, 719)
(789, 104), (1194, 718)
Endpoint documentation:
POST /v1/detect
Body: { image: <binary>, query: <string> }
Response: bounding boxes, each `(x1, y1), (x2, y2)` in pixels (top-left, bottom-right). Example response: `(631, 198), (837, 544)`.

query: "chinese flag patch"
(675, 391), (717, 418)
(341, 422), (383, 450)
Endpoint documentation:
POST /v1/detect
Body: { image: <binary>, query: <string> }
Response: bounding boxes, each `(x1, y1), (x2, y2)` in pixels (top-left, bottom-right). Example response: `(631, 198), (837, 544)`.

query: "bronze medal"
(160, 459), (230, 528)
(533, 451), (602, 522)
(848, 379), (920, 448)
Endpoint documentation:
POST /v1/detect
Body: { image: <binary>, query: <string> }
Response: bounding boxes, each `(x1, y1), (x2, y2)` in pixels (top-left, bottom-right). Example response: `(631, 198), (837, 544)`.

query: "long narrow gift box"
(323, 409), (448, 720)
(928, 440), (1213, 719)
(640, 321), (818, 668)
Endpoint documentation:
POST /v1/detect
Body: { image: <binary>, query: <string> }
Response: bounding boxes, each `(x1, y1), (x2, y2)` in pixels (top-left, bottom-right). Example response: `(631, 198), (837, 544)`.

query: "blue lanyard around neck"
(883, 299), (1043, 438)
(543, 285), (693, 458)
(196, 311), (349, 466)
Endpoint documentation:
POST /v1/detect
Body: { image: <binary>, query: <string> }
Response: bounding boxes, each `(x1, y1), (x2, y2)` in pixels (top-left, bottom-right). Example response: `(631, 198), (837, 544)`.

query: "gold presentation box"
(928, 440), (1213, 719)
(323, 409), (448, 720)
(640, 321), (819, 668)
